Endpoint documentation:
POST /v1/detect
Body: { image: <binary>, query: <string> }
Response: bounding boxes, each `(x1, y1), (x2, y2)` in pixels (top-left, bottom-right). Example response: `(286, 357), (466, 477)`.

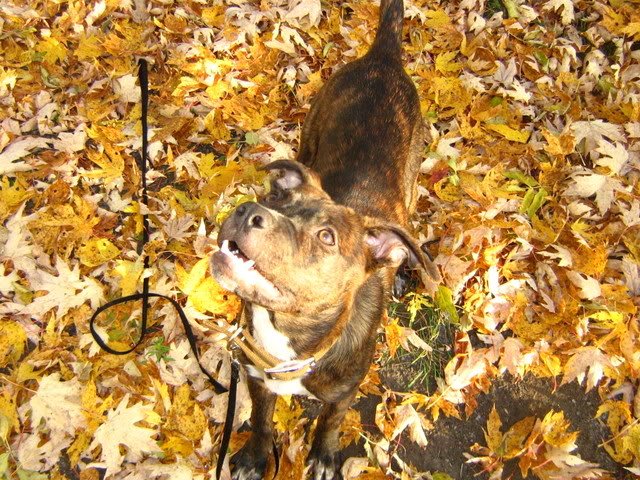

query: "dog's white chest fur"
(251, 304), (296, 361)
(246, 304), (314, 397)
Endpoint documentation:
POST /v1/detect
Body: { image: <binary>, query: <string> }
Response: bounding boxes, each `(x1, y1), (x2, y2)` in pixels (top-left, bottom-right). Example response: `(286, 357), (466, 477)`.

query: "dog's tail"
(370, 0), (404, 55)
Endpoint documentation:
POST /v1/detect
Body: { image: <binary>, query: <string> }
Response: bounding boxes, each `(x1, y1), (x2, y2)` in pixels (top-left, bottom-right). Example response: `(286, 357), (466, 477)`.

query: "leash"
(88, 59), (242, 480)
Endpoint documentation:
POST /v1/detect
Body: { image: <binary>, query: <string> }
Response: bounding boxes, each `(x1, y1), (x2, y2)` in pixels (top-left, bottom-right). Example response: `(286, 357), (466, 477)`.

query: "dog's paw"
(307, 449), (343, 480)
(230, 446), (268, 480)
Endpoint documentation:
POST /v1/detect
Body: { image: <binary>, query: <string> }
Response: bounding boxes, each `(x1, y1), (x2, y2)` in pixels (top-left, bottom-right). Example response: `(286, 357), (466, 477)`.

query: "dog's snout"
(234, 202), (270, 230)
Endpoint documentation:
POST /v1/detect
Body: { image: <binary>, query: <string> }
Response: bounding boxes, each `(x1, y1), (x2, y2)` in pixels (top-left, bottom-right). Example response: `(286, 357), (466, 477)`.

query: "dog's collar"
(230, 303), (336, 381)
(205, 302), (337, 381)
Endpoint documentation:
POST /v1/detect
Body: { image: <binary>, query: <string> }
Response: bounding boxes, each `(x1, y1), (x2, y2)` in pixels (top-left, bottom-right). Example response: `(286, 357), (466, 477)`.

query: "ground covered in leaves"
(1, 0), (639, 478)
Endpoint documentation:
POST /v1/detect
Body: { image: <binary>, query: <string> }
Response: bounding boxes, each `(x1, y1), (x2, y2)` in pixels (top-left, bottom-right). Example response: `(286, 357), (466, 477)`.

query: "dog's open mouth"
(221, 239), (255, 270)
(211, 239), (281, 301)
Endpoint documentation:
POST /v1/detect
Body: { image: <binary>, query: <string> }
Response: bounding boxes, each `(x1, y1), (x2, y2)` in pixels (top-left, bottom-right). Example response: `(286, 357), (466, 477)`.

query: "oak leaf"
(21, 373), (85, 436)
(0, 137), (48, 175)
(23, 259), (105, 318)
(88, 394), (160, 478)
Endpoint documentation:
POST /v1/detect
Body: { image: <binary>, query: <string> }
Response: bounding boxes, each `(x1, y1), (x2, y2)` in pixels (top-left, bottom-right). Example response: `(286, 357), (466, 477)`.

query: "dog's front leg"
(231, 374), (276, 480)
(307, 388), (358, 480)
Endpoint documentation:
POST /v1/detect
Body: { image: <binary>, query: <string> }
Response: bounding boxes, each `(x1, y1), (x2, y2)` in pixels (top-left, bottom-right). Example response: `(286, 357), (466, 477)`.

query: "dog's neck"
(248, 272), (388, 362)
(248, 294), (354, 360)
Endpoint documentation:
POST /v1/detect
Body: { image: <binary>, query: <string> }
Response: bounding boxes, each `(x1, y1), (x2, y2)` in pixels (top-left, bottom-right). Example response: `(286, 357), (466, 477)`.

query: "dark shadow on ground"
(339, 372), (627, 479)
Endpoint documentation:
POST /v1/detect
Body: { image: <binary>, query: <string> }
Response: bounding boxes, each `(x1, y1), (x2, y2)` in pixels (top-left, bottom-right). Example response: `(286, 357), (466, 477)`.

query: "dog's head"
(210, 160), (440, 315)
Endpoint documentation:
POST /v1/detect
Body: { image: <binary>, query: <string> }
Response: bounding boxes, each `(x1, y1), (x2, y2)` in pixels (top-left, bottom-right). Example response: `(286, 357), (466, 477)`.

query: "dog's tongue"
(215, 240), (280, 299)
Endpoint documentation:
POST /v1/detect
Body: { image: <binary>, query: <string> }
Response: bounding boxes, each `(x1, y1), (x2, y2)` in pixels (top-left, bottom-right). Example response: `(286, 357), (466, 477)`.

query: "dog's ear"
(363, 217), (441, 282)
(261, 160), (323, 191)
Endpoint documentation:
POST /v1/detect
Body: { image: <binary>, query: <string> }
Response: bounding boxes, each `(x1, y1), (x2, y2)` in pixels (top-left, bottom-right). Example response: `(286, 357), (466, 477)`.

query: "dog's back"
(297, 0), (423, 227)
(214, 3), (439, 479)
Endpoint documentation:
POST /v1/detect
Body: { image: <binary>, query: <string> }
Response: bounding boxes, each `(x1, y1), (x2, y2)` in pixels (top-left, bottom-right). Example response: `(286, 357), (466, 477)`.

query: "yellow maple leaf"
(0, 321), (26, 368)
(35, 36), (68, 64)
(14, 362), (42, 383)
(274, 395), (303, 432)
(176, 257), (241, 318)
(0, 67), (18, 93)
(29, 196), (100, 257)
(78, 238), (121, 267)
(205, 80), (230, 103)
(484, 405), (504, 453)
(67, 379), (115, 464)
(176, 258), (209, 295)
(172, 76), (202, 98)
(435, 50), (462, 74)
(599, 284), (637, 315)
(160, 435), (194, 457)
(0, 175), (33, 220)
(425, 9), (452, 28)
(600, 7), (625, 35)
(459, 171), (490, 206)
(539, 351), (562, 377)
(85, 146), (125, 184)
(541, 127), (576, 156)
(503, 416), (535, 459)
(75, 34), (103, 60)
(429, 76), (472, 115)
(202, 161), (265, 197)
(112, 259), (144, 296)
(204, 109), (231, 140)
(434, 177), (463, 202)
(221, 94), (270, 131)
(297, 70), (324, 103)
(384, 317), (403, 358)
(540, 410), (578, 448)
(123, 201), (145, 237)
(572, 243), (607, 276)
(622, 424), (640, 463)
(197, 153), (218, 179)
(374, 394), (396, 440)
(202, 6), (226, 27)
(101, 33), (129, 56)
(622, 22), (640, 40)
(485, 124), (531, 143)
(340, 409), (362, 448)
(597, 400), (633, 464)
(0, 391), (19, 440)
(165, 384), (207, 441)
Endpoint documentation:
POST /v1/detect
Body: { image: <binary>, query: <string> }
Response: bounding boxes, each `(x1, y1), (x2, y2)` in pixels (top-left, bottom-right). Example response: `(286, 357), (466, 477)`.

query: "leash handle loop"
(89, 291), (228, 394)
(88, 59), (249, 479)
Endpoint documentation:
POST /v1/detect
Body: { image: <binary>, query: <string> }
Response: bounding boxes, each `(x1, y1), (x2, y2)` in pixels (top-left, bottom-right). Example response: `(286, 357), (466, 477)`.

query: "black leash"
(88, 59), (243, 480)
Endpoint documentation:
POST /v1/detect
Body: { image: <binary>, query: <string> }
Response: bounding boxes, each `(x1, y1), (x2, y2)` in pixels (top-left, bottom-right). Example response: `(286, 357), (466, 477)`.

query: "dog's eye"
(264, 191), (280, 203)
(317, 229), (335, 246)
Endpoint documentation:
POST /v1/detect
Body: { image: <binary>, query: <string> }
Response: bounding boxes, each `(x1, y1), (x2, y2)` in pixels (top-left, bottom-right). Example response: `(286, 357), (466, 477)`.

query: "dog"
(210, 0), (441, 478)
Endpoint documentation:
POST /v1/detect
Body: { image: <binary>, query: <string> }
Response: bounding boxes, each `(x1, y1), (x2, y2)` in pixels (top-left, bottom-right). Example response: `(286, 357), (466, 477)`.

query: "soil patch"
(343, 371), (626, 479)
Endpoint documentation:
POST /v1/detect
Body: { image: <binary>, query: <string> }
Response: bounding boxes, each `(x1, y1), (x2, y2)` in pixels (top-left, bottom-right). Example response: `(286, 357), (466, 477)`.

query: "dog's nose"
(234, 202), (269, 230)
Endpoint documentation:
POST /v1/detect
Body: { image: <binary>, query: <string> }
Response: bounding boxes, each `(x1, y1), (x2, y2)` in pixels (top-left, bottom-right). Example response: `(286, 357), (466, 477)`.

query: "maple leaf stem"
(598, 416), (640, 447)
(0, 374), (37, 393)
(475, 457), (501, 476)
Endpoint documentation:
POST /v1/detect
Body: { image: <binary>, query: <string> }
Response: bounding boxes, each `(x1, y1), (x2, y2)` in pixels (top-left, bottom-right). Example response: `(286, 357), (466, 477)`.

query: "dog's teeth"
(245, 260), (255, 268)
(221, 240), (230, 255)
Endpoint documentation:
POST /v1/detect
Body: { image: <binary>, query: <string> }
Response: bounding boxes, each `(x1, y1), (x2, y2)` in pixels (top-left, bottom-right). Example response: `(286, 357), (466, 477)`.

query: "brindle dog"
(210, 0), (441, 478)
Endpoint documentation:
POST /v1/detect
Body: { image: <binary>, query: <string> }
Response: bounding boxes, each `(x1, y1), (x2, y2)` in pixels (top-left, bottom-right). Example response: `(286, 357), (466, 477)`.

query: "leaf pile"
(0, 0), (639, 478)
